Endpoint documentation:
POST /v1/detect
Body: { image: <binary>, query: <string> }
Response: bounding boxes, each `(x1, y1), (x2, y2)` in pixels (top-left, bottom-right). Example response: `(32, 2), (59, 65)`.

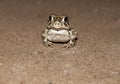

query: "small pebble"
(31, 50), (44, 55)
(111, 71), (119, 76)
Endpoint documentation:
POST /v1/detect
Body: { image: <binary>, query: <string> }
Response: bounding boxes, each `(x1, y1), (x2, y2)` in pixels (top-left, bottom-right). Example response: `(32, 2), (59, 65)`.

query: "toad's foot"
(43, 41), (53, 47)
(63, 40), (75, 48)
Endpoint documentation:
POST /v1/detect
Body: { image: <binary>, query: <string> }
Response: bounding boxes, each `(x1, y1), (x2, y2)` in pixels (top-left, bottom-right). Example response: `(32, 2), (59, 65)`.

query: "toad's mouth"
(47, 27), (70, 31)
(48, 29), (70, 35)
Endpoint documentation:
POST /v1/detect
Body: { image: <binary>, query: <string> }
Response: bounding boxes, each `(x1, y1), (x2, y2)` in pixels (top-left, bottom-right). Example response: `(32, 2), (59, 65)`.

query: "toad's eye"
(49, 15), (52, 21)
(64, 17), (68, 22)
(49, 15), (56, 21)
(62, 16), (68, 23)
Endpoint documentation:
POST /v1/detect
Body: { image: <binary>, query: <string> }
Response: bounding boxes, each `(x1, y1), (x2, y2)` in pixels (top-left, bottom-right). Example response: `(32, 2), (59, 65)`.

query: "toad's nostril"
(55, 23), (59, 25)
(54, 21), (62, 26)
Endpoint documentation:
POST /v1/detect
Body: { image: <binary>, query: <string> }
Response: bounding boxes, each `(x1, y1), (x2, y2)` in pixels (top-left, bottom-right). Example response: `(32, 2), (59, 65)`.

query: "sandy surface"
(0, 0), (120, 84)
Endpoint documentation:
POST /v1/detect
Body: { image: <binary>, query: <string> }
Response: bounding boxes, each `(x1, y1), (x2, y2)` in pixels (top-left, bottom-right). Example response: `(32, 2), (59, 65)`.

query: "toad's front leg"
(42, 29), (53, 47)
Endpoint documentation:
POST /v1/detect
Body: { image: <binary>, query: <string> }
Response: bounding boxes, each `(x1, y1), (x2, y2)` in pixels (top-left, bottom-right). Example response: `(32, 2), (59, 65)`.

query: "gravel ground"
(0, 0), (120, 84)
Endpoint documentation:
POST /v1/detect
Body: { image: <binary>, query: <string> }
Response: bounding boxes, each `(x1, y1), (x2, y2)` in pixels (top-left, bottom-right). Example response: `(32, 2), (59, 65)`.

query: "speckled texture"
(0, 0), (120, 84)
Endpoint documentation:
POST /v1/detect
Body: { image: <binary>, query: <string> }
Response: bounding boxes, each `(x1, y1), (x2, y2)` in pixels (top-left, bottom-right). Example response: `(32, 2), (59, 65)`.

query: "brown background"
(0, 0), (120, 84)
